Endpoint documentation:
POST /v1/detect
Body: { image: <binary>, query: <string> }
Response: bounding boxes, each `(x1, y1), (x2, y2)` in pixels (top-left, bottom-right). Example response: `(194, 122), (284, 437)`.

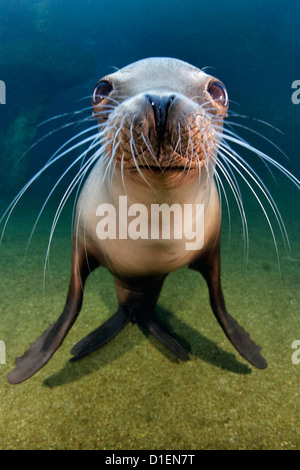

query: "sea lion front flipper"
(70, 308), (130, 361)
(189, 249), (267, 370)
(7, 253), (97, 384)
(147, 316), (190, 361)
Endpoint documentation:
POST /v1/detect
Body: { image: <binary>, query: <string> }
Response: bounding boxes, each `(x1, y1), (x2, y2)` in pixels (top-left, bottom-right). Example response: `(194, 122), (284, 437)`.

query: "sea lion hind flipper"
(146, 317), (190, 362)
(70, 308), (130, 361)
(7, 300), (82, 384)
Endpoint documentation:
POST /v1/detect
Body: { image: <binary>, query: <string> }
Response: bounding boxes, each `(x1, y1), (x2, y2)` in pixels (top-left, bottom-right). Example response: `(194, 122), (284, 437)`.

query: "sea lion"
(7, 57), (268, 384)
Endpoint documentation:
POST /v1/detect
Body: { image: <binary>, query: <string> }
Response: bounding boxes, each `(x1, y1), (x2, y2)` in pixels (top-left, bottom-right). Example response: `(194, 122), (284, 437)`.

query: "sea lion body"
(76, 57), (222, 276)
(76, 164), (221, 277)
(7, 58), (267, 384)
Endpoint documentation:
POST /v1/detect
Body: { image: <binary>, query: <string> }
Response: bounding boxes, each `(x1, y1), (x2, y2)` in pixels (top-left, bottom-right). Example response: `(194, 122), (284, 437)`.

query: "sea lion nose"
(146, 94), (175, 139)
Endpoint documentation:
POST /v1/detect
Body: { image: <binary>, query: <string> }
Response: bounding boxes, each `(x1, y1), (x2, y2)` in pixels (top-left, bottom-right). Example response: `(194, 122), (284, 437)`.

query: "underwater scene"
(0, 0), (299, 450)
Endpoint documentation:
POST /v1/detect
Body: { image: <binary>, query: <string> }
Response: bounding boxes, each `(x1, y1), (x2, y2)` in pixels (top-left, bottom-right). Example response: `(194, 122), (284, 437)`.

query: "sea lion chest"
(76, 167), (221, 277)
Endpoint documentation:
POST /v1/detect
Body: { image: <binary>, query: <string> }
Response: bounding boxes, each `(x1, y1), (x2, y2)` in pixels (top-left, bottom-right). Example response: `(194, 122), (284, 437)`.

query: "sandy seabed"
(0, 188), (299, 450)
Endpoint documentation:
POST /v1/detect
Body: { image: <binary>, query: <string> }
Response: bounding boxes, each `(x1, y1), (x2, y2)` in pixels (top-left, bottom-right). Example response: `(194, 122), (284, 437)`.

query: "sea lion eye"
(207, 81), (228, 107)
(92, 80), (113, 104)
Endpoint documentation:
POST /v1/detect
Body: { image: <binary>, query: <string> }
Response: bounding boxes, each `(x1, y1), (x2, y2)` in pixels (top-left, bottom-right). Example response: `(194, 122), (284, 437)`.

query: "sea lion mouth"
(117, 150), (202, 171)
(104, 113), (213, 173)
(134, 166), (200, 176)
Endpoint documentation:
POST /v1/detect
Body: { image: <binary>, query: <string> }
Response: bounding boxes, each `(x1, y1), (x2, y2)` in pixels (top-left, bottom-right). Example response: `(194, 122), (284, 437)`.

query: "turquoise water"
(0, 0), (299, 450)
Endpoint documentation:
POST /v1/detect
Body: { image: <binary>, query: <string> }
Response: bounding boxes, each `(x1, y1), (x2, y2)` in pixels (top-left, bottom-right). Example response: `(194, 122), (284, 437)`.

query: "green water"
(0, 0), (299, 450)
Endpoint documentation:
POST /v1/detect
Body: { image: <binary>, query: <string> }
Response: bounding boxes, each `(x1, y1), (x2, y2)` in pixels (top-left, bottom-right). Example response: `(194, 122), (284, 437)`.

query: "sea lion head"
(91, 57), (228, 176)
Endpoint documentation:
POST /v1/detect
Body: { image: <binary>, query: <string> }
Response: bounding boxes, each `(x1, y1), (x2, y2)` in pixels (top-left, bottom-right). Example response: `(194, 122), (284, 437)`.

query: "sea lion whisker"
(99, 151), (116, 202)
(178, 121), (183, 156)
(76, 93), (121, 105)
(93, 102), (117, 109)
(219, 148), (285, 273)
(194, 123), (214, 185)
(219, 141), (291, 255)
(108, 154), (118, 200)
(172, 129), (181, 157)
(37, 105), (95, 127)
(214, 169), (233, 256)
(187, 148), (203, 201)
(139, 146), (159, 174)
(129, 123), (156, 191)
(47, 132), (101, 168)
(76, 94), (95, 102)
(92, 107), (117, 121)
(221, 126), (283, 184)
(220, 136), (293, 227)
(109, 112), (129, 154)
(215, 156), (249, 266)
(217, 152), (249, 258)
(227, 111), (285, 136)
(27, 136), (102, 256)
(141, 133), (160, 167)
(47, 124), (100, 164)
(82, 159), (123, 283)
(10, 117), (100, 176)
(94, 95), (121, 107)
(129, 115), (140, 156)
(45, 110), (106, 134)
(220, 134), (300, 189)
(223, 121), (288, 161)
(159, 128), (183, 175)
(72, 149), (109, 259)
(50, 144), (105, 244)
(183, 125), (194, 177)
(55, 146), (112, 247)
(101, 141), (120, 191)
(120, 153), (129, 197)
(192, 134), (208, 191)
(71, 135), (107, 234)
(73, 155), (118, 288)
(43, 146), (106, 286)
(0, 132), (101, 245)
(100, 141), (121, 193)
(191, 98), (218, 113)
(39, 121), (102, 173)
(216, 147), (244, 203)
(191, 96), (209, 102)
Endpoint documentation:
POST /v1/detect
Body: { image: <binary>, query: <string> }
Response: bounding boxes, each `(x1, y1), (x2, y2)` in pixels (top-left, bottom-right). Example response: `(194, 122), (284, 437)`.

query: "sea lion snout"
(145, 93), (175, 140)
(100, 90), (218, 170)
